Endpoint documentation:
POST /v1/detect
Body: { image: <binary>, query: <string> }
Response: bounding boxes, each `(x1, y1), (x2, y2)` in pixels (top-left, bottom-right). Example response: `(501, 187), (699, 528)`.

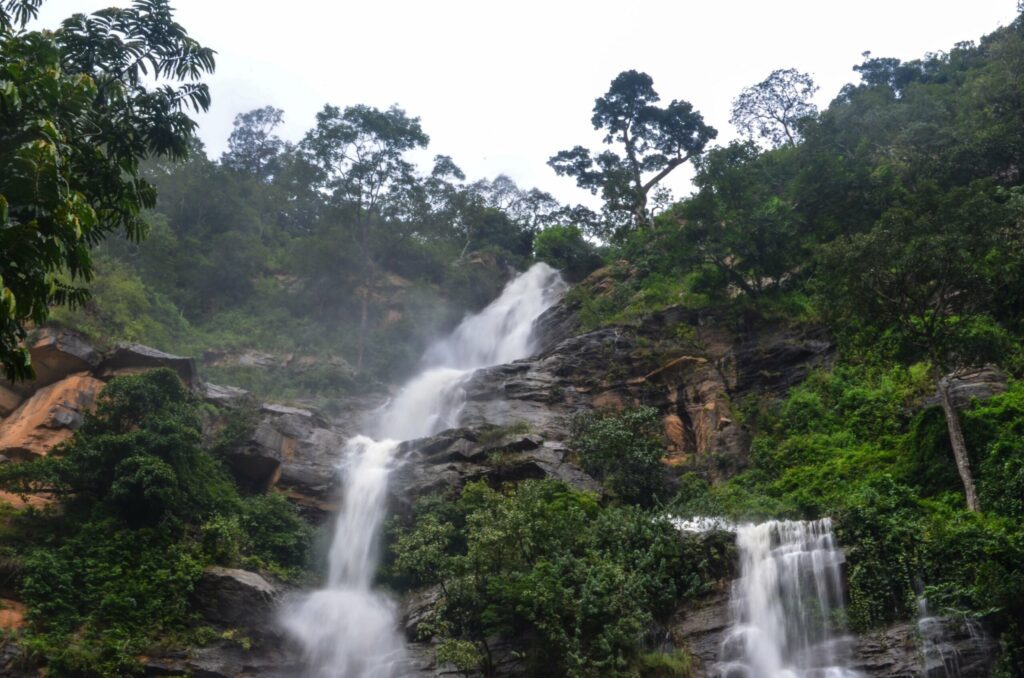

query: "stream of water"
(717, 519), (861, 678)
(282, 263), (565, 677)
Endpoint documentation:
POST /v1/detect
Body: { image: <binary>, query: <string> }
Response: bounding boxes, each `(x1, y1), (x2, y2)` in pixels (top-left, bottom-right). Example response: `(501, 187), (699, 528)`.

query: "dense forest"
(1, 0), (1024, 676)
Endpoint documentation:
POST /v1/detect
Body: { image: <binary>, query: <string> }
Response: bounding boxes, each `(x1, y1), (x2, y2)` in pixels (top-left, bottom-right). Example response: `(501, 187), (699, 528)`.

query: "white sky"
(35, 0), (1022, 206)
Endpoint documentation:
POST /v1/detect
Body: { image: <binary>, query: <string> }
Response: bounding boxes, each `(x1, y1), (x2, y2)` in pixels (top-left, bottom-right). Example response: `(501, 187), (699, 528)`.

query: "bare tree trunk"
(937, 375), (981, 512)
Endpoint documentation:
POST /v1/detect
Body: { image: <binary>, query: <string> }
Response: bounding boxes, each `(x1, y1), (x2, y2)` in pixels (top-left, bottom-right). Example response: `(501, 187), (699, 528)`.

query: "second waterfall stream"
(717, 519), (860, 678)
(282, 263), (566, 677)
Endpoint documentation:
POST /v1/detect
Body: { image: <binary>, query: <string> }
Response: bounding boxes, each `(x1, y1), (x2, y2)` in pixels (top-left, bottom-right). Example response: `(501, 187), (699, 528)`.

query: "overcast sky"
(35, 0), (1022, 206)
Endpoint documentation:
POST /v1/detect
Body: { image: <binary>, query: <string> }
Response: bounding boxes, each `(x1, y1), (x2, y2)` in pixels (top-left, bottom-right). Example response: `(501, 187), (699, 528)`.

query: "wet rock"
(0, 373), (104, 459)
(192, 566), (279, 632)
(851, 617), (998, 678)
(218, 401), (370, 519)
(98, 343), (197, 387)
(142, 641), (301, 678)
(402, 586), (442, 641)
(670, 592), (732, 676)
(459, 306), (831, 480)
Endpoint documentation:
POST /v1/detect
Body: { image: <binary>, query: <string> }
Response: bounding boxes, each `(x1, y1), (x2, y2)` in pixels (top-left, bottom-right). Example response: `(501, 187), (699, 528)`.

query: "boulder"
(97, 343), (197, 387)
(221, 402), (355, 515)
(192, 566), (279, 632)
(22, 328), (100, 392)
(0, 373), (104, 459)
(224, 418), (288, 491)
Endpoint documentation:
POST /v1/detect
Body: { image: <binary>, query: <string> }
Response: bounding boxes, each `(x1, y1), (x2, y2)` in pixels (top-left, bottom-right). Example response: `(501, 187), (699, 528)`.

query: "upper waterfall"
(282, 263), (566, 677)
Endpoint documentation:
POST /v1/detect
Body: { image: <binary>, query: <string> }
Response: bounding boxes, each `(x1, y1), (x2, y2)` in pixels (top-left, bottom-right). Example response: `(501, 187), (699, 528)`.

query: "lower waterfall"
(281, 263), (565, 677)
(717, 519), (860, 678)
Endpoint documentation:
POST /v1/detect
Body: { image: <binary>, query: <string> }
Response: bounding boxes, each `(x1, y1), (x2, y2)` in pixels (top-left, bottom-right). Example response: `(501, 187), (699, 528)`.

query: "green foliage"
(0, 0), (214, 380)
(0, 371), (312, 674)
(570, 406), (667, 507)
(386, 480), (720, 677)
(533, 225), (603, 282)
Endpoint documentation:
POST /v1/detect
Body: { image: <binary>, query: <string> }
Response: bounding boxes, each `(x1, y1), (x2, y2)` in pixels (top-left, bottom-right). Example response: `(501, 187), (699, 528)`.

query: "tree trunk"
(936, 375), (981, 512)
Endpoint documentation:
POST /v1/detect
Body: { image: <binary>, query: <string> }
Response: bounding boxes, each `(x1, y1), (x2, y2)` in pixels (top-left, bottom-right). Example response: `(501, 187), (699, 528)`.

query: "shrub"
(570, 406), (667, 507)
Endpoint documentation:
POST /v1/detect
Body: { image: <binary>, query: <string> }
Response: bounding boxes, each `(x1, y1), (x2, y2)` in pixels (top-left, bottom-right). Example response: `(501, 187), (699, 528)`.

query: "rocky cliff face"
(459, 303), (833, 481)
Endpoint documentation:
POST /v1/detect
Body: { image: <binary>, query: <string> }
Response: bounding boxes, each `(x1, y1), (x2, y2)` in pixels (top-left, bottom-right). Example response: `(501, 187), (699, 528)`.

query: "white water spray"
(717, 519), (860, 678)
(282, 263), (566, 677)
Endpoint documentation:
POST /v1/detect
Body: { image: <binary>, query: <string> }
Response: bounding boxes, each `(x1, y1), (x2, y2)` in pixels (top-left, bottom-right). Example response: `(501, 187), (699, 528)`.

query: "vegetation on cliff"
(0, 370), (312, 674)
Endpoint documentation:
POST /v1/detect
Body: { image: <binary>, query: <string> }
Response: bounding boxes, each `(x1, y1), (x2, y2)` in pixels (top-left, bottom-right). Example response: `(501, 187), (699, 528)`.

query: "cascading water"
(282, 263), (566, 677)
(717, 519), (860, 678)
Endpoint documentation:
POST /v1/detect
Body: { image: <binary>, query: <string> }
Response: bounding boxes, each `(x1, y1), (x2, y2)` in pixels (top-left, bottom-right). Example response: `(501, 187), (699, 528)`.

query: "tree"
(221, 106), (285, 180)
(570, 406), (667, 506)
(731, 68), (818, 147)
(0, 0), (214, 380)
(677, 141), (805, 296)
(819, 182), (1022, 511)
(300, 103), (430, 368)
(549, 70), (716, 237)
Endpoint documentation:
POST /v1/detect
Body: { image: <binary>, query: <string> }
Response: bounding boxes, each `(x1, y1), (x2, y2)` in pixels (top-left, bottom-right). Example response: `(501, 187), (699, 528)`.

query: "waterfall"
(717, 519), (860, 678)
(282, 263), (566, 677)
(917, 598), (987, 678)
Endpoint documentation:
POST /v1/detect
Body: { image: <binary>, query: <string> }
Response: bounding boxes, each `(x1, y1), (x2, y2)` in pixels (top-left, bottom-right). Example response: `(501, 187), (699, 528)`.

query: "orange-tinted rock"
(663, 414), (686, 455)
(0, 491), (54, 510)
(0, 373), (104, 459)
(0, 599), (26, 630)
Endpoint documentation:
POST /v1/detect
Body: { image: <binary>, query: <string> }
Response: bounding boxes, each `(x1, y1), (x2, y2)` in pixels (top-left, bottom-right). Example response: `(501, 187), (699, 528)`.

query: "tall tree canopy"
(221, 106), (285, 180)
(0, 0), (214, 379)
(549, 70), (716, 239)
(731, 68), (819, 147)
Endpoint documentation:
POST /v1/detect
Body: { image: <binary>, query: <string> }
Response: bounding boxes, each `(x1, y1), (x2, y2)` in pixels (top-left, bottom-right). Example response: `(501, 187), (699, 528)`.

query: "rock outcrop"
(852, 618), (998, 677)
(921, 365), (1008, 410)
(0, 330), (200, 462)
(460, 306), (833, 481)
(14, 328), (101, 392)
(670, 591), (732, 675)
(391, 428), (601, 507)
(97, 342), (197, 386)
(0, 373), (104, 459)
